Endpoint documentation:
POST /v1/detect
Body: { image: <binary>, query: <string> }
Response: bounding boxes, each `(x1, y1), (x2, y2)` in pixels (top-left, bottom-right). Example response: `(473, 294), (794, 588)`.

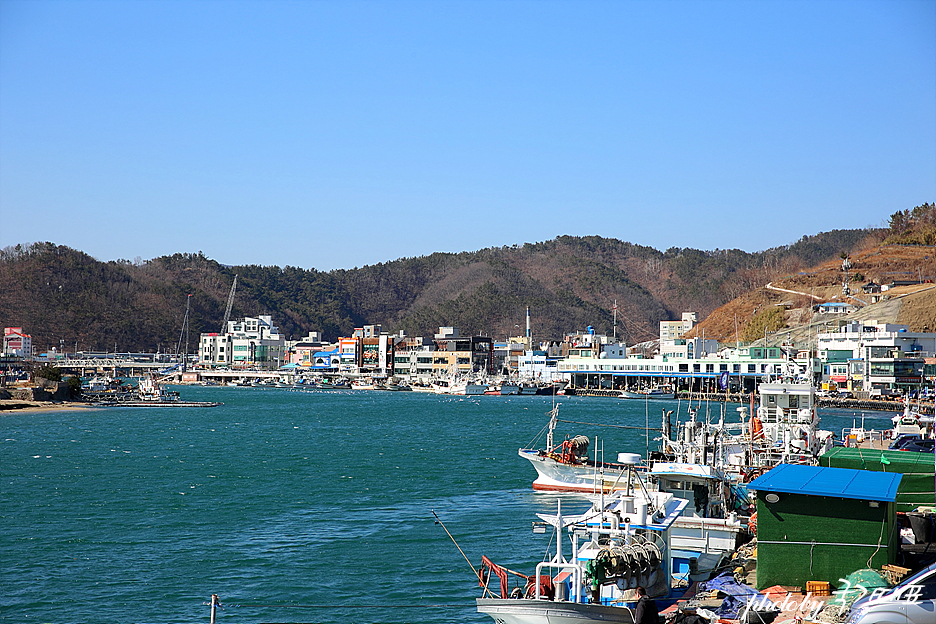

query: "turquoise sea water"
(1, 388), (893, 624)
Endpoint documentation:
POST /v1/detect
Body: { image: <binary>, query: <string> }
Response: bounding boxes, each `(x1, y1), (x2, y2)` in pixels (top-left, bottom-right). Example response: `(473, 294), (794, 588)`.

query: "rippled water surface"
(1, 388), (892, 623)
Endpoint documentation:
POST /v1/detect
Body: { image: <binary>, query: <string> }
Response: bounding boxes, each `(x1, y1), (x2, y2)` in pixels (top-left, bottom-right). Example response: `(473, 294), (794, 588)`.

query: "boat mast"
(176, 294), (192, 373)
(185, 294), (191, 372)
(546, 403), (560, 452)
(221, 275), (238, 333)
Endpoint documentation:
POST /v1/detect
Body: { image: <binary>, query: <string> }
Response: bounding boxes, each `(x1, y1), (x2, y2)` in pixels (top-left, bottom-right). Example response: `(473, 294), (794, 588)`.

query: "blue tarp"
(699, 572), (774, 618)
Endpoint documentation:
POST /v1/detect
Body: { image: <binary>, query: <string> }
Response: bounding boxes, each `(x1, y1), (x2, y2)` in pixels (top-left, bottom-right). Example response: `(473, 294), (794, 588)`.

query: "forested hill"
(0, 228), (879, 353)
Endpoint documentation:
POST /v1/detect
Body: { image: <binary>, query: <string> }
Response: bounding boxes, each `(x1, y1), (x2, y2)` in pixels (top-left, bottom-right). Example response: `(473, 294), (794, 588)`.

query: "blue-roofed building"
(747, 464), (903, 589)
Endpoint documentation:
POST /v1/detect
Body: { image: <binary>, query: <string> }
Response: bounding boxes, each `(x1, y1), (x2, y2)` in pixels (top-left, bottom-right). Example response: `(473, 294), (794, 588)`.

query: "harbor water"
(1, 387), (894, 624)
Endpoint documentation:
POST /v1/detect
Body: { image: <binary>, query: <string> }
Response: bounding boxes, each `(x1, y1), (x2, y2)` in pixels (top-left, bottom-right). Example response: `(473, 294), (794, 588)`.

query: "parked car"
(837, 390), (854, 399)
(889, 434), (922, 450)
(894, 438), (935, 453)
(846, 562), (936, 624)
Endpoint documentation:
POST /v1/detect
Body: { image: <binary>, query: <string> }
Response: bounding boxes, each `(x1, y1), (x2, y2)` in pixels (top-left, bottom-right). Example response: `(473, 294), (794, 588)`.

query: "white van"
(845, 563), (936, 624)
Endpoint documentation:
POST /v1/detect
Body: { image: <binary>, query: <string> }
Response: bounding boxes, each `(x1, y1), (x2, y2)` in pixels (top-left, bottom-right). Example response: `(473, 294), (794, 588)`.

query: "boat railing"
(840, 427), (885, 447)
(534, 561), (582, 602)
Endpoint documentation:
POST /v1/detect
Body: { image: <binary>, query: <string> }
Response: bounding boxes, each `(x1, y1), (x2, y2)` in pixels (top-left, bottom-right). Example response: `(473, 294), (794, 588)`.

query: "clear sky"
(1, 0), (934, 271)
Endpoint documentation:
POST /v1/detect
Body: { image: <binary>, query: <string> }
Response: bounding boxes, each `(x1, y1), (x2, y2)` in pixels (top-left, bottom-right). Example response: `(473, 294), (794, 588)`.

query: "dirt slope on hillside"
(688, 245), (936, 343)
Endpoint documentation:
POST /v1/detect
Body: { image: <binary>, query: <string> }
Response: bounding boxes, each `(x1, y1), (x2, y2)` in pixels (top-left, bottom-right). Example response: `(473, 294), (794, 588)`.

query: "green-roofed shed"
(819, 447), (935, 512)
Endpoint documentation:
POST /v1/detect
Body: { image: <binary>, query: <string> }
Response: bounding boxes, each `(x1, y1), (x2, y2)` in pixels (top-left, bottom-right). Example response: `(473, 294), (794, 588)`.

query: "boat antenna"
(432, 510), (491, 597)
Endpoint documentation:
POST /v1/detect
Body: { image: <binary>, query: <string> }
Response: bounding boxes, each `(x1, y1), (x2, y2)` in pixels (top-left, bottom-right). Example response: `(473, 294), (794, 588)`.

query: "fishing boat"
(891, 396), (935, 439)
(521, 381), (834, 496)
(620, 386), (675, 400)
(466, 382), (489, 395)
(500, 382), (520, 395)
(91, 373), (221, 407)
(475, 464), (690, 624)
(747, 382), (834, 467)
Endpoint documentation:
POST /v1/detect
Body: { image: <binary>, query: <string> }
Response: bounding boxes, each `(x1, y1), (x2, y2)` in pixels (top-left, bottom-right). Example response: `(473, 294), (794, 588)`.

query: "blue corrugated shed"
(747, 463), (902, 502)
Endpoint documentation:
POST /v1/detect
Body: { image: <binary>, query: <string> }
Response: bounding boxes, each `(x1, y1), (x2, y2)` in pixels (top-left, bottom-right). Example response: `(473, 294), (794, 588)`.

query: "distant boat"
(466, 382), (488, 395)
(92, 373), (221, 407)
(500, 383), (519, 395)
(620, 387), (675, 399)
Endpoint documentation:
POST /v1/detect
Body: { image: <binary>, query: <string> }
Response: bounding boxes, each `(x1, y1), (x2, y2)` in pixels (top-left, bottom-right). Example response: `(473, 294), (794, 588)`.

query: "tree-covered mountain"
(0, 226), (882, 354)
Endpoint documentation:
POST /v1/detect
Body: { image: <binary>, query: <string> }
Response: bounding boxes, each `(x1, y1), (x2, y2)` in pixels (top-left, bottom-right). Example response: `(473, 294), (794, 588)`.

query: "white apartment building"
(816, 320), (936, 393)
(199, 315), (286, 369)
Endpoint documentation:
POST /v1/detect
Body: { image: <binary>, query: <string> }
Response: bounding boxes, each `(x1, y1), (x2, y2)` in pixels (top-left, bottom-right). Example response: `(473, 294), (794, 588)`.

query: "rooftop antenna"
(221, 275), (238, 333)
(613, 299), (618, 341)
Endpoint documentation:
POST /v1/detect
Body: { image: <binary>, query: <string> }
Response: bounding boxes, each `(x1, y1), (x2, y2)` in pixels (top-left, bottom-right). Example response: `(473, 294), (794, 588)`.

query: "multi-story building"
(199, 315), (286, 369)
(429, 327), (493, 376)
(3, 328), (32, 358)
(816, 321), (936, 394)
(659, 312), (697, 341)
(392, 335), (434, 377)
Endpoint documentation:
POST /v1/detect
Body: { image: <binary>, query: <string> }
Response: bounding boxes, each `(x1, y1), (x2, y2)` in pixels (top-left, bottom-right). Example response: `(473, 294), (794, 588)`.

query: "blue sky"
(1, 0), (934, 270)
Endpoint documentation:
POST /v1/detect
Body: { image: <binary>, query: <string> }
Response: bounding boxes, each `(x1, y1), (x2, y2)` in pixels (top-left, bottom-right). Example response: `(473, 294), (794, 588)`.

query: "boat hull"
(476, 598), (634, 624)
(520, 449), (631, 493)
(620, 391), (674, 399)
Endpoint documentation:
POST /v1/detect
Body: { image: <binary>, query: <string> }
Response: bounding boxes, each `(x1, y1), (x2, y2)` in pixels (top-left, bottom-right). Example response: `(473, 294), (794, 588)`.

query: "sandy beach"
(0, 400), (99, 414)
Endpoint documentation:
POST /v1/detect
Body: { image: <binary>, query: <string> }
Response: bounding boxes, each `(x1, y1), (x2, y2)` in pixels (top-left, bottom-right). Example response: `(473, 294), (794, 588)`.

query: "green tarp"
(819, 447), (935, 512)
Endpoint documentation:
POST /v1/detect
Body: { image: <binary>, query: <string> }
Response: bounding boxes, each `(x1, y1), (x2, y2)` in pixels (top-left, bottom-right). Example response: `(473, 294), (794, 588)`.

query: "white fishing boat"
(620, 386), (675, 400)
(522, 382), (834, 497)
(475, 465), (690, 624)
(748, 382), (834, 467)
(891, 396), (935, 439)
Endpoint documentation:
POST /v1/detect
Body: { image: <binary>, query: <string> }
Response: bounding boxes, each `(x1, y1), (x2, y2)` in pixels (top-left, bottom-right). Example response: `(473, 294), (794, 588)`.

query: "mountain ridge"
(0, 227), (888, 353)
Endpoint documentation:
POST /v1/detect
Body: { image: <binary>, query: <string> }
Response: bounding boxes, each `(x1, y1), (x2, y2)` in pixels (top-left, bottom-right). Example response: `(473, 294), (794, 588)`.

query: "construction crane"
(221, 275), (237, 333)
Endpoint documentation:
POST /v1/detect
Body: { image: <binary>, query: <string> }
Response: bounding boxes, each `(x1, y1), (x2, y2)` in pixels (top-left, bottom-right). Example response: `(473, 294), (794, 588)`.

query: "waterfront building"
(557, 344), (800, 393)
(391, 334), (433, 377)
(3, 327), (32, 358)
(352, 326), (394, 376)
(430, 327), (494, 376)
(816, 320), (936, 394)
(338, 337), (358, 373)
(516, 348), (565, 381)
(198, 315), (286, 369)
